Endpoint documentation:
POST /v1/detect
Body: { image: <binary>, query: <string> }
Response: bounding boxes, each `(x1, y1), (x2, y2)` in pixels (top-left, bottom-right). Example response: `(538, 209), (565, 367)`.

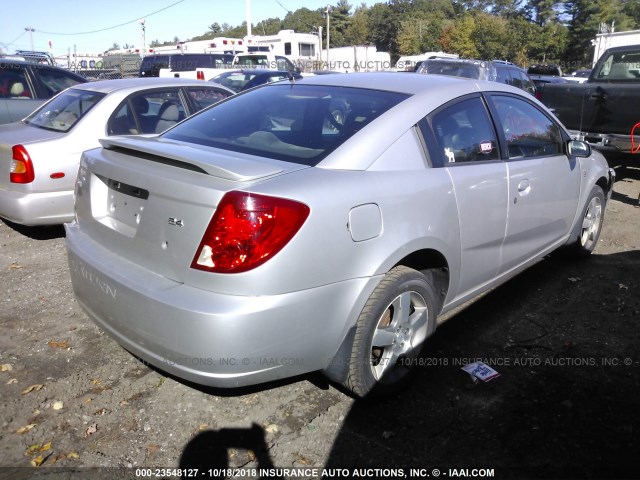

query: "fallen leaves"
(50, 451), (80, 464)
(16, 424), (37, 434)
(47, 340), (70, 349)
(21, 384), (44, 395)
(24, 443), (76, 467)
(0, 363), (13, 372)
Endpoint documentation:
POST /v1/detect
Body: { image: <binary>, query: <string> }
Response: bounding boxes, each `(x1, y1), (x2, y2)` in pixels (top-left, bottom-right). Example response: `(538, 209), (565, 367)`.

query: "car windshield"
(163, 83), (408, 166)
(25, 88), (105, 132)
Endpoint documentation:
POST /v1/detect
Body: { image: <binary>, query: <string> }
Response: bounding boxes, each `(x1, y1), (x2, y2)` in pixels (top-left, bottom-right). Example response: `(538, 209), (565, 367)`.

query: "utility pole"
(246, 0), (252, 37)
(324, 5), (332, 65)
(140, 19), (146, 54)
(25, 27), (35, 51)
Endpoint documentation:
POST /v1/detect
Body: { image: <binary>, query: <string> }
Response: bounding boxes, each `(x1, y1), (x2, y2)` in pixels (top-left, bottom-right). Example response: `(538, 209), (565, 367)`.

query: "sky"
(1, 0), (372, 55)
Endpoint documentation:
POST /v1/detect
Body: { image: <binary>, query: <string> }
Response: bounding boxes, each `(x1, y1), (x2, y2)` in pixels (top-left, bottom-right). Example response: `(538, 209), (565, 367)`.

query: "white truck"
(159, 52), (299, 81)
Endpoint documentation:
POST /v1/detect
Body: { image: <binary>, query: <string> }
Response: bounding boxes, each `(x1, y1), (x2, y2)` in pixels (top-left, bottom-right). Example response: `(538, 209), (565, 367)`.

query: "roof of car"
(69, 77), (233, 94)
(220, 69), (299, 75)
(291, 71), (494, 95)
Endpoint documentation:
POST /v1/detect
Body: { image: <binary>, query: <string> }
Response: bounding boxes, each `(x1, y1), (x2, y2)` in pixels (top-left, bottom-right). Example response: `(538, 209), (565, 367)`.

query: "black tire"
(569, 185), (605, 257)
(344, 266), (437, 398)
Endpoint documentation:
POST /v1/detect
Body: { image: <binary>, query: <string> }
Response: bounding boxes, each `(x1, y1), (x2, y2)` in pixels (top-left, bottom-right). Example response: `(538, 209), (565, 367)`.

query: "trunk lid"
(75, 137), (308, 283)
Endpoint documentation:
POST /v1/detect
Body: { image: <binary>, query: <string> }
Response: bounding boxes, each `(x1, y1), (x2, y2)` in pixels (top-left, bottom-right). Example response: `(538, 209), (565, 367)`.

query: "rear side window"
(25, 88), (105, 132)
(0, 66), (32, 99)
(495, 67), (511, 85)
(430, 96), (499, 166)
(109, 90), (187, 135)
(186, 87), (232, 110)
(163, 84), (408, 166)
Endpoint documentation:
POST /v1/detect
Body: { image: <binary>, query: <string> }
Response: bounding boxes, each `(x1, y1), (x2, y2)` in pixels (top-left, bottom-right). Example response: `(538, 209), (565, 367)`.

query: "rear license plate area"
(91, 175), (149, 237)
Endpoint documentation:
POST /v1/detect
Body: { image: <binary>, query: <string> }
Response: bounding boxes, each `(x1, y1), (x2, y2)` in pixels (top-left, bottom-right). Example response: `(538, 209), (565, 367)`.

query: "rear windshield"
(420, 61), (482, 79)
(163, 83), (408, 166)
(24, 88), (105, 132)
(527, 64), (562, 76)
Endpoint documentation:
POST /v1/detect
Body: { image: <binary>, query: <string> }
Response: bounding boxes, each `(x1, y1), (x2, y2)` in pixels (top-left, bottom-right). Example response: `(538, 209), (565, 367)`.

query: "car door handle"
(588, 90), (607, 102)
(517, 179), (531, 197)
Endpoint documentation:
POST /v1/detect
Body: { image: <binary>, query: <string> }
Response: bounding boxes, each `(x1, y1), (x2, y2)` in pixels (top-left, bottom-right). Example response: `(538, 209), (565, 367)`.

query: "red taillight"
(191, 191), (310, 274)
(10, 145), (35, 184)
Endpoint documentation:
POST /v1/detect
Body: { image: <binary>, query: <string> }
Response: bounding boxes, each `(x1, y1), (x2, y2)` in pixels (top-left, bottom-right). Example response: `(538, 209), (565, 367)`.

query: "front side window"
(492, 95), (563, 159)
(163, 84), (408, 166)
(430, 96), (499, 166)
(37, 67), (85, 97)
(25, 89), (104, 132)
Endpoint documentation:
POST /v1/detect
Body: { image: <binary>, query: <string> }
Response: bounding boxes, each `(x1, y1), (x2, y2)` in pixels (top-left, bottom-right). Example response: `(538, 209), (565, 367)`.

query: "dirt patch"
(0, 163), (638, 479)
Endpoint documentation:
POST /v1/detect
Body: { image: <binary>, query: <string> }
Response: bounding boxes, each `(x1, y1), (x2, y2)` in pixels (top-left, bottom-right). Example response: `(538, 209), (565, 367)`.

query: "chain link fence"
(68, 54), (142, 80)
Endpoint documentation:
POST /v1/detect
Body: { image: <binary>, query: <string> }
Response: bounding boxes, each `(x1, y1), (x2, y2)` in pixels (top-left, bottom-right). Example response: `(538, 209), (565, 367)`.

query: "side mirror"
(567, 140), (591, 157)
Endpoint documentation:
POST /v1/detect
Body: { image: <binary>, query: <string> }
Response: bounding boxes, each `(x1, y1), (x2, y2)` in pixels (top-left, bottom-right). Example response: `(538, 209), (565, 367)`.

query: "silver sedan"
(65, 73), (615, 397)
(0, 78), (233, 226)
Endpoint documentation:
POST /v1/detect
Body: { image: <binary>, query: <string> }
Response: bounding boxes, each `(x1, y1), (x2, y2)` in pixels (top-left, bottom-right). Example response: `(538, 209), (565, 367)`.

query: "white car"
(0, 78), (233, 226)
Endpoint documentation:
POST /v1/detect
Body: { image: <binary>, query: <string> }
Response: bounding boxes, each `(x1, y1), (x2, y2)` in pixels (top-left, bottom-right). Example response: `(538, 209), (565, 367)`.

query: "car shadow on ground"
(179, 424), (283, 479)
(0, 218), (66, 240)
(324, 250), (639, 478)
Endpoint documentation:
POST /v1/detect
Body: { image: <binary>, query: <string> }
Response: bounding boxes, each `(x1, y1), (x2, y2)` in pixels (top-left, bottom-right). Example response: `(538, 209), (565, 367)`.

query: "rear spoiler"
(99, 136), (285, 182)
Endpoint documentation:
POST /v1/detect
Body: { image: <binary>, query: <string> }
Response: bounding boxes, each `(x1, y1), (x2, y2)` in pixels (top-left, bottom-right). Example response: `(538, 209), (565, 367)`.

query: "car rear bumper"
(65, 221), (378, 388)
(0, 188), (74, 226)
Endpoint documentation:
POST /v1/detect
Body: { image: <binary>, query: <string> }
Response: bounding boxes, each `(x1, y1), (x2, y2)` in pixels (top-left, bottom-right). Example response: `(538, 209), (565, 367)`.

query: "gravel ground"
(0, 163), (638, 480)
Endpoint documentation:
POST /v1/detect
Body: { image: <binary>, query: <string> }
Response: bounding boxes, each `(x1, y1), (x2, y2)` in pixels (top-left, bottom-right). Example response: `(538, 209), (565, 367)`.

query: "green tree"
(367, 2), (398, 55)
(565, 0), (635, 66)
(448, 15), (479, 57)
(343, 3), (369, 45)
(282, 7), (324, 33)
(471, 12), (511, 59)
(208, 22), (222, 35)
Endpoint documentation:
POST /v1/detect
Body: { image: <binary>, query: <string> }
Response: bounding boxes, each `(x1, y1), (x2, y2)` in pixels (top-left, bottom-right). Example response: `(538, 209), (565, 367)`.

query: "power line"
(273, 0), (291, 14)
(35, 0), (185, 36)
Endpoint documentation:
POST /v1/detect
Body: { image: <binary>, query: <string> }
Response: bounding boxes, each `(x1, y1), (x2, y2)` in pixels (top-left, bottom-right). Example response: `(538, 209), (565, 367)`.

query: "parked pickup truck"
(538, 44), (640, 155)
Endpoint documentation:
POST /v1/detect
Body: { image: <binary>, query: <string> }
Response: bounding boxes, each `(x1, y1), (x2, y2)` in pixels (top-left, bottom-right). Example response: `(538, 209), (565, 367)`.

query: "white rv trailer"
(244, 30), (321, 70)
(320, 45), (391, 73)
(592, 28), (640, 65)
